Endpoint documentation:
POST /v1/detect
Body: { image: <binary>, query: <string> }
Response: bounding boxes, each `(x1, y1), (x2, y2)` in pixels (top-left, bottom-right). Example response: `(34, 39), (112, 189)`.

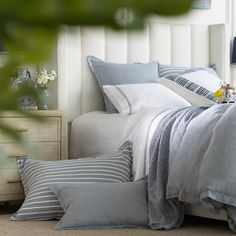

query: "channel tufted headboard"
(57, 20), (230, 122)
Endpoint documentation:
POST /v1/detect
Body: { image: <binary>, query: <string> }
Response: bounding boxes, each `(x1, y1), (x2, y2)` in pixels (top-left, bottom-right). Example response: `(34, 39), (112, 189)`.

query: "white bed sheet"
(70, 108), (172, 180)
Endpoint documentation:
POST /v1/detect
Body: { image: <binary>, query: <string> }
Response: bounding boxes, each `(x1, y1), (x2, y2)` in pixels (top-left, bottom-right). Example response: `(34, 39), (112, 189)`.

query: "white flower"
(49, 75), (55, 81)
(35, 69), (57, 88)
(50, 70), (57, 76)
(42, 75), (49, 84)
(37, 78), (42, 84)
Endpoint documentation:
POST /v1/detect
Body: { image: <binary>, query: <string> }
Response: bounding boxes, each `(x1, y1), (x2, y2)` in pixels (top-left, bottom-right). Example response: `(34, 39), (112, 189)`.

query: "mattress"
(70, 108), (171, 180)
(69, 111), (138, 158)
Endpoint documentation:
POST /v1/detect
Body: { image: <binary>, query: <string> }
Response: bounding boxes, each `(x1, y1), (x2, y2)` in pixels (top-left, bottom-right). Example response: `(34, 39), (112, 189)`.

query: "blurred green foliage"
(0, 0), (194, 140)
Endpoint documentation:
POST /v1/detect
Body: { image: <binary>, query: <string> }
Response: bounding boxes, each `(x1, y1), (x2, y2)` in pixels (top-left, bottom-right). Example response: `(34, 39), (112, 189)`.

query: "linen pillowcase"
(158, 64), (217, 78)
(87, 56), (159, 113)
(158, 70), (222, 105)
(103, 83), (191, 116)
(11, 141), (133, 221)
(51, 179), (148, 229)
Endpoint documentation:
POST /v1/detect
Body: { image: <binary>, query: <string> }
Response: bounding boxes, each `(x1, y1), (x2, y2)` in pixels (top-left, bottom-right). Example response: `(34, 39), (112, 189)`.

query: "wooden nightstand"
(0, 110), (68, 201)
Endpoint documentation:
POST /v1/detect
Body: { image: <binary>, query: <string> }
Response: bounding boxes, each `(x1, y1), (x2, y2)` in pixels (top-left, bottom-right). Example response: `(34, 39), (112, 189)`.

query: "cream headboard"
(57, 21), (230, 121)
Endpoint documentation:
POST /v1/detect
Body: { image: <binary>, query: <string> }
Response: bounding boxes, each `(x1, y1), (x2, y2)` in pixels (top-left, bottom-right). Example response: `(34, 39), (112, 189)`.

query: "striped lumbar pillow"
(165, 74), (217, 102)
(158, 70), (222, 105)
(12, 141), (133, 221)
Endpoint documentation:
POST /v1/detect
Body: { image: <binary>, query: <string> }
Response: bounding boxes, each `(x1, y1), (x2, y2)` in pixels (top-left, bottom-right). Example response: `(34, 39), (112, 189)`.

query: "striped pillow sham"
(165, 74), (217, 102)
(159, 64), (217, 78)
(11, 141), (133, 221)
(158, 70), (222, 105)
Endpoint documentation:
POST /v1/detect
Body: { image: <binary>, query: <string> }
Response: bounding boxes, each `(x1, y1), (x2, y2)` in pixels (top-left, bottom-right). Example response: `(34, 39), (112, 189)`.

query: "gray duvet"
(148, 103), (236, 232)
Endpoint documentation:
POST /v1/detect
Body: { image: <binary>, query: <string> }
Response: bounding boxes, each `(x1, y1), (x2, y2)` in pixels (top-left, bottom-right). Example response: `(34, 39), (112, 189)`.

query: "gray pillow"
(51, 179), (148, 229)
(87, 56), (159, 113)
(11, 141), (133, 221)
(159, 64), (217, 78)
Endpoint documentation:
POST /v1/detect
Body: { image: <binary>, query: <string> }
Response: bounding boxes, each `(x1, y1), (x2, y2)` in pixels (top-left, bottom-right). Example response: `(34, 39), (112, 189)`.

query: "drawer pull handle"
(15, 129), (28, 133)
(7, 180), (21, 184)
(8, 154), (28, 158)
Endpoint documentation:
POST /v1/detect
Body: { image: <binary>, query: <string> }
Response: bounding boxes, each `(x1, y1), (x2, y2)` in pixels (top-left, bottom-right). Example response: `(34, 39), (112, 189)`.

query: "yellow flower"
(214, 88), (223, 98)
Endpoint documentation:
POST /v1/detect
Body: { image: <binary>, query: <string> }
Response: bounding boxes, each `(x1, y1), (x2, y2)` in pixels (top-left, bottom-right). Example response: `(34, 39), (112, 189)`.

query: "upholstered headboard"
(57, 20), (230, 121)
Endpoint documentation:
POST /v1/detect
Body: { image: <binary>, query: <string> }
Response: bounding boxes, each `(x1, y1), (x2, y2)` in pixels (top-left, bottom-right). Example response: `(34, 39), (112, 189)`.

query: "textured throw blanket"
(148, 103), (236, 232)
(148, 106), (209, 230)
(148, 104), (236, 232)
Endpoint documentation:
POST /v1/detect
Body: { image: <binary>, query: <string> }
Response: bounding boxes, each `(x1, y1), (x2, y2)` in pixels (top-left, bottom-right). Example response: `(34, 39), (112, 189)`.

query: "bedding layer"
(70, 104), (236, 232)
(148, 106), (209, 230)
(149, 104), (236, 232)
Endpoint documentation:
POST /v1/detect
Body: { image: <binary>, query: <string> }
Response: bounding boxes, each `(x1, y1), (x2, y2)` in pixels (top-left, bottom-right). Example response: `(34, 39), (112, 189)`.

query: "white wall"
(0, 0), (229, 109)
(38, 44), (58, 109)
(149, 0), (227, 25)
(41, 0), (236, 109)
(230, 0), (236, 86)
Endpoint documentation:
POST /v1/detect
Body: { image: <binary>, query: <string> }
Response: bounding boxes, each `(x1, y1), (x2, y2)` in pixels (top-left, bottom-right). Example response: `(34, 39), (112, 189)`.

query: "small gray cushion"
(87, 56), (159, 113)
(51, 179), (148, 229)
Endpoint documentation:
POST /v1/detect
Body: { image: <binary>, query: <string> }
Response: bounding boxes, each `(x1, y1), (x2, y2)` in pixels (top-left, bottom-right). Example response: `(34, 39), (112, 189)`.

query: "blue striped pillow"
(166, 74), (217, 102)
(12, 141), (133, 221)
(159, 64), (217, 78)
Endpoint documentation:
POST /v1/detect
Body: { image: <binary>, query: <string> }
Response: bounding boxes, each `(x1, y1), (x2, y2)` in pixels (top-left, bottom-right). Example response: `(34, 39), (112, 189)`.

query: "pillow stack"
(12, 141), (133, 221)
(12, 141), (149, 230)
(87, 56), (159, 113)
(88, 56), (222, 115)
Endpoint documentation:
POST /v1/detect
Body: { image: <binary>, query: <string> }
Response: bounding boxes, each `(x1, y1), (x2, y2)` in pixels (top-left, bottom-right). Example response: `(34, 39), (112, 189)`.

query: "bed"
(70, 109), (229, 223)
(57, 21), (231, 224)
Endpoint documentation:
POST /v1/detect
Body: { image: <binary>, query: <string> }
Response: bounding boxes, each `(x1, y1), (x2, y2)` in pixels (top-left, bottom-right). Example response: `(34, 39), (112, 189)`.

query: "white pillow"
(183, 70), (222, 92)
(103, 83), (191, 116)
(157, 70), (222, 105)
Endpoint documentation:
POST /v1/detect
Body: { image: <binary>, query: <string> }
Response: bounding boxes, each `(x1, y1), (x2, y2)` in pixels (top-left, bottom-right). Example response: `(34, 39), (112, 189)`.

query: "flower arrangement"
(214, 82), (235, 103)
(214, 87), (223, 99)
(35, 69), (57, 88)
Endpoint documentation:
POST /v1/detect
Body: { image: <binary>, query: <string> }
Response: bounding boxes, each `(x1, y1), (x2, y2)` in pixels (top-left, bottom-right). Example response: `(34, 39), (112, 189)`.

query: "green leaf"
(0, 121), (23, 142)
(0, 0), (194, 143)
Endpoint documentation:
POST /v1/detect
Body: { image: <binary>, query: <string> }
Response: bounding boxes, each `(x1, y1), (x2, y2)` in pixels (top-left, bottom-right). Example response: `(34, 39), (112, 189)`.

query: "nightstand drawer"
(0, 169), (21, 184)
(0, 142), (61, 169)
(0, 182), (23, 197)
(0, 110), (67, 201)
(0, 117), (61, 142)
(0, 168), (23, 197)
